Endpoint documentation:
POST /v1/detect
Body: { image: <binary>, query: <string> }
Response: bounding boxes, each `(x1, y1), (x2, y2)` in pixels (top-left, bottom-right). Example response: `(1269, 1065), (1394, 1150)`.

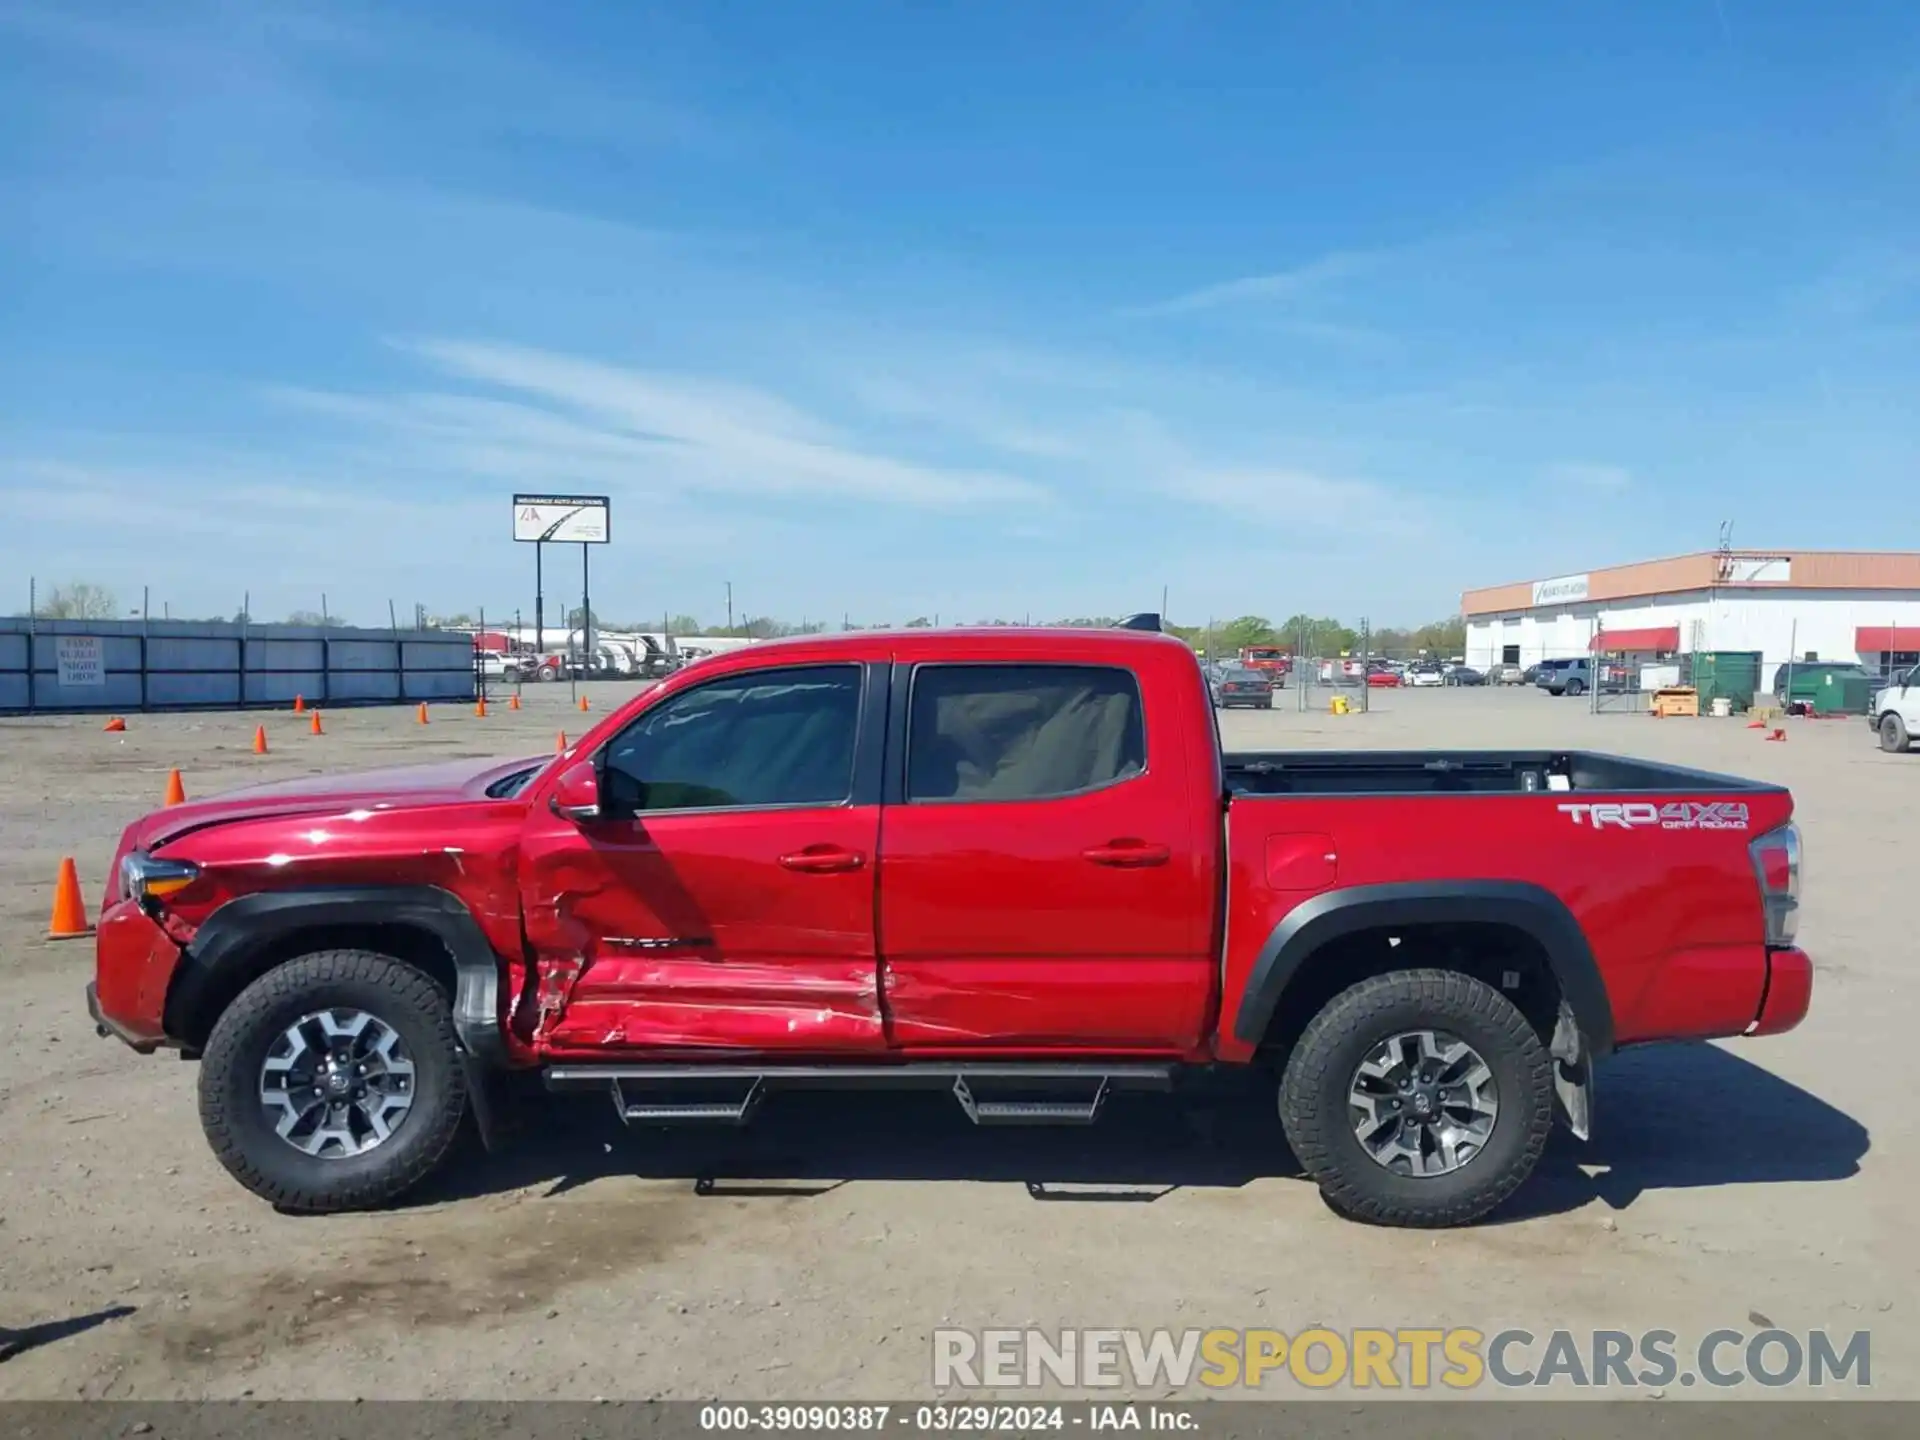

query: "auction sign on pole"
(512, 495), (611, 660)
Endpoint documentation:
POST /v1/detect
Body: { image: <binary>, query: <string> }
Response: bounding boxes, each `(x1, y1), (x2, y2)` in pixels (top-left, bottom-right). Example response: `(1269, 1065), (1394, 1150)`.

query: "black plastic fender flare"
(163, 885), (509, 1067)
(1230, 880), (1615, 1056)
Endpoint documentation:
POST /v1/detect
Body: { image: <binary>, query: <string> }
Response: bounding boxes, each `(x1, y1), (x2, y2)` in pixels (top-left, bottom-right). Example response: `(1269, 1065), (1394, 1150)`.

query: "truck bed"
(1221, 749), (1778, 797)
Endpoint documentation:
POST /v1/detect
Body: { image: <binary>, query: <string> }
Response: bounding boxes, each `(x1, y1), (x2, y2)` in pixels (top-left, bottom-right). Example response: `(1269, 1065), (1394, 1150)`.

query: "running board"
(614, 1078), (764, 1127)
(544, 1062), (1173, 1130)
(953, 1076), (1109, 1126)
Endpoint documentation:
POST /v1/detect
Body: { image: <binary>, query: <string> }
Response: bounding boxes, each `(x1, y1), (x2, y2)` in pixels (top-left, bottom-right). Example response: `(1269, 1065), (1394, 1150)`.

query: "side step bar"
(545, 1062), (1173, 1129)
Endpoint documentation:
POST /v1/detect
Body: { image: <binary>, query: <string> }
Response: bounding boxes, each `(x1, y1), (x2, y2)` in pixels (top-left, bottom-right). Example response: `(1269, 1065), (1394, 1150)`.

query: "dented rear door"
(518, 660), (890, 1053)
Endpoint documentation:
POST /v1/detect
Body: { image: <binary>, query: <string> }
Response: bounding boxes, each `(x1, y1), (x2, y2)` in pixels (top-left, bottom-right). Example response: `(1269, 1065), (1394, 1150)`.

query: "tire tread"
(197, 949), (468, 1213)
(1278, 968), (1553, 1228)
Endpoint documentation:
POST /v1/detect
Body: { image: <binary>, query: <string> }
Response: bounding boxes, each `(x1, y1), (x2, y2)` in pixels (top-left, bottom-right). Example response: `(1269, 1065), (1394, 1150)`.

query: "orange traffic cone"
(163, 769), (187, 807)
(293, 694), (306, 714)
(102, 716), (126, 733)
(417, 702), (430, 725)
(475, 698), (489, 718)
(1746, 719), (1766, 729)
(1766, 728), (1786, 742)
(48, 857), (93, 940)
(508, 693), (522, 711)
(309, 710), (324, 736)
(577, 695), (590, 713)
(556, 731), (567, 753)
(252, 724), (269, 755)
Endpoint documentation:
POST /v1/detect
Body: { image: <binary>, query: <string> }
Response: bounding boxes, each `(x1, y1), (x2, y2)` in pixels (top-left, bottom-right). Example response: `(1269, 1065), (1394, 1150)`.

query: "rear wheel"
(198, 950), (469, 1213)
(1881, 713), (1912, 753)
(1278, 969), (1553, 1227)
(1563, 678), (1585, 696)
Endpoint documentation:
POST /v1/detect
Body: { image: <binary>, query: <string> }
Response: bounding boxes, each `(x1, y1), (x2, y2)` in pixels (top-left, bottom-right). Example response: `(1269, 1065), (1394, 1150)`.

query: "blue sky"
(5, 1), (1918, 628)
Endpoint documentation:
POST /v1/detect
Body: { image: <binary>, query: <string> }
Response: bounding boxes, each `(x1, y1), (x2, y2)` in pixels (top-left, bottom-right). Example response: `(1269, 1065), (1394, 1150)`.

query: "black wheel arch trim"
(1231, 881), (1615, 1056)
(165, 885), (509, 1066)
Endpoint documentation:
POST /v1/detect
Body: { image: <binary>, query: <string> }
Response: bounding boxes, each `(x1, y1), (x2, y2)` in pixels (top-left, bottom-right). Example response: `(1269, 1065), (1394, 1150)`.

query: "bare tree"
(39, 583), (120, 620)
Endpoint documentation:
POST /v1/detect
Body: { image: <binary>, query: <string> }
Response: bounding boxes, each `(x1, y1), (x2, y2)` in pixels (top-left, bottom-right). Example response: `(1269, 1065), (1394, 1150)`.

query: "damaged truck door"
(517, 660), (892, 1052)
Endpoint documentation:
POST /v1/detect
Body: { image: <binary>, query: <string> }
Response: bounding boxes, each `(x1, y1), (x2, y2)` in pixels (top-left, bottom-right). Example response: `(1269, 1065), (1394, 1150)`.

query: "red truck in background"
(1239, 645), (1292, 687)
(88, 626), (1810, 1227)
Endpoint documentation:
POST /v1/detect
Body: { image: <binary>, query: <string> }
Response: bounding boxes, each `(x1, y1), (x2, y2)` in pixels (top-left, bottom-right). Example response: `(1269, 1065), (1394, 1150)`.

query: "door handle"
(778, 846), (867, 874)
(1082, 839), (1171, 868)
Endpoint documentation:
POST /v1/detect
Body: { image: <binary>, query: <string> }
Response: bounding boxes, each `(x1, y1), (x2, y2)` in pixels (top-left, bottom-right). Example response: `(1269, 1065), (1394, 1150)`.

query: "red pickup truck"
(87, 627), (1811, 1227)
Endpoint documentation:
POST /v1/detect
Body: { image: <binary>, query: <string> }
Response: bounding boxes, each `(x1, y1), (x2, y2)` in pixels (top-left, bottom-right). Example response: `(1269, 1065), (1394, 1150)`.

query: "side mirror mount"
(550, 759), (603, 823)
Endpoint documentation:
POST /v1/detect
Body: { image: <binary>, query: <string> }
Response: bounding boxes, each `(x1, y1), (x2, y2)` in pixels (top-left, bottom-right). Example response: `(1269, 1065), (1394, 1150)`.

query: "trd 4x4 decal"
(1558, 801), (1751, 831)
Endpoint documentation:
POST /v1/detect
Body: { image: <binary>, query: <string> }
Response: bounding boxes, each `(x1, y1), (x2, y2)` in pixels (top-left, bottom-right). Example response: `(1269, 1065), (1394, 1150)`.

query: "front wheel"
(1278, 969), (1553, 1227)
(198, 950), (469, 1213)
(1881, 713), (1912, 753)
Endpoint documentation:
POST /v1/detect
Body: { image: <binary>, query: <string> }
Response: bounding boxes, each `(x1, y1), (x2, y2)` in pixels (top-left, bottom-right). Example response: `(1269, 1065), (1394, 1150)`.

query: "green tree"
(285, 609), (336, 626)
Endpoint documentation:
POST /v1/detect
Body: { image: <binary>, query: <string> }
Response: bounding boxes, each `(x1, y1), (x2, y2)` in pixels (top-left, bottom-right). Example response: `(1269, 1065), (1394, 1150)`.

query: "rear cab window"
(905, 664), (1146, 802)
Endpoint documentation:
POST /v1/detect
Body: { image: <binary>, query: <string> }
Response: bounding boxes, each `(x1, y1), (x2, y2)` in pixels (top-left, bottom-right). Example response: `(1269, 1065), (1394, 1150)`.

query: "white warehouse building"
(1462, 550), (1920, 681)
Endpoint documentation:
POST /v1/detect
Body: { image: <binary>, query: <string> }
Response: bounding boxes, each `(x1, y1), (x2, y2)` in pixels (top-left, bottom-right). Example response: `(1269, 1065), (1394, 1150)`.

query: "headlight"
(121, 852), (201, 901)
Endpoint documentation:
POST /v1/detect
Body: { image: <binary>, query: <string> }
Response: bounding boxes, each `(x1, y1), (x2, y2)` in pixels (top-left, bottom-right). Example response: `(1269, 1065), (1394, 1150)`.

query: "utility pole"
(726, 581), (735, 637)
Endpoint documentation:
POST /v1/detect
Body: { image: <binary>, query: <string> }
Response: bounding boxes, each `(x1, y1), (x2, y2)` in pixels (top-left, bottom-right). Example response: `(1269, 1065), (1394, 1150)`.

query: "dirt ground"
(0, 682), (1910, 1400)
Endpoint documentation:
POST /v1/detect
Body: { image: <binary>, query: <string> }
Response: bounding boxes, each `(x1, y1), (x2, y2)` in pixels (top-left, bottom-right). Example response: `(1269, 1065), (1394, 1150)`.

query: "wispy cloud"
(1124, 249), (1377, 318)
(1545, 461), (1633, 491)
(286, 338), (1054, 509)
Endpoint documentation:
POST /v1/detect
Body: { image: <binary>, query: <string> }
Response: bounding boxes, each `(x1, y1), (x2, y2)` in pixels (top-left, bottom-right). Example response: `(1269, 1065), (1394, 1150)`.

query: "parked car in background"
(1871, 665), (1918, 752)
(1534, 658), (1582, 690)
(1209, 662), (1275, 709)
(475, 652), (518, 681)
(1445, 666), (1487, 687)
(1545, 659), (1629, 697)
(1238, 646), (1291, 688)
(1406, 665), (1445, 688)
(1491, 663), (1527, 686)
(1366, 667), (1401, 688)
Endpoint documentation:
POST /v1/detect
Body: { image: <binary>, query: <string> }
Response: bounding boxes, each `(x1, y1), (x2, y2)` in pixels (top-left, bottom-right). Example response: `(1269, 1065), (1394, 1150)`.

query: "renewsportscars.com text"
(933, 1327), (1871, 1391)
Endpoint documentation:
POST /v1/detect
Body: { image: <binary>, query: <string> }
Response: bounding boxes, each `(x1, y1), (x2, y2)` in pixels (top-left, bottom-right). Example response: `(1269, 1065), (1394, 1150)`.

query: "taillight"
(1749, 823), (1801, 946)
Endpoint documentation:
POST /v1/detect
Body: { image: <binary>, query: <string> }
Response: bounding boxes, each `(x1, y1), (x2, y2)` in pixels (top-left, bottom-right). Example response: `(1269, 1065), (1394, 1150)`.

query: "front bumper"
(88, 898), (184, 1052)
(86, 980), (164, 1053)
(1748, 946), (1813, 1037)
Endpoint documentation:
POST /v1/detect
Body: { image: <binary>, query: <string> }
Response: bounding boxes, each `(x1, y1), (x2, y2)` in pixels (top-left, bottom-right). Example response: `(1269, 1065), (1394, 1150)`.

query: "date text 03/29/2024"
(698, 1405), (1191, 1433)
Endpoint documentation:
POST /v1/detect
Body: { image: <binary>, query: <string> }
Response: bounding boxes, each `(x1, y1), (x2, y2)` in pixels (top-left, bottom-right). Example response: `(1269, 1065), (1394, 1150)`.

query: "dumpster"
(1773, 662), (1875, 717)
(1684, 650), (1763, 712)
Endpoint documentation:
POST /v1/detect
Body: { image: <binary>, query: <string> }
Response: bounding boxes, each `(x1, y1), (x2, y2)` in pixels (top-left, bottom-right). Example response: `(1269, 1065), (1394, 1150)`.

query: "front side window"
(906, 664), (1145, 802)
(602, 664), (862, 813)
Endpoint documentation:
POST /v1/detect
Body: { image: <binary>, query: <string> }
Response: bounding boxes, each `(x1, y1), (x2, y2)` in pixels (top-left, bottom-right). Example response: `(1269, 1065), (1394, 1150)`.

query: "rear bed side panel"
(1216, 787), (1795, 1063)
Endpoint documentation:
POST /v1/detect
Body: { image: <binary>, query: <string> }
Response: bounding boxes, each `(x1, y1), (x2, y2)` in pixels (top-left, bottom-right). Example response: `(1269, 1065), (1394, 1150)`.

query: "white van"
(1872, 665), (1920, 753)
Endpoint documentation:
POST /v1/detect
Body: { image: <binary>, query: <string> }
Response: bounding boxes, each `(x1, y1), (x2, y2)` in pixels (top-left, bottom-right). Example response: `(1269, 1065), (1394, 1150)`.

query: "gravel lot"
(0, 683), (1908, 1400)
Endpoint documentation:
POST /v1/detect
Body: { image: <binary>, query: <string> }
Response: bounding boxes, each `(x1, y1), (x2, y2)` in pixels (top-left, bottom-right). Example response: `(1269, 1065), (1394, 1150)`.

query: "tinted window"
(907, 664), (1145, 802)
(603, 665), (862, 813)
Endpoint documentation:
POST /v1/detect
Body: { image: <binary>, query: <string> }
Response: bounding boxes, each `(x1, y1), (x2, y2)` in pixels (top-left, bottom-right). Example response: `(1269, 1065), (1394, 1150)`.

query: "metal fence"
(0, 617), (477, 715)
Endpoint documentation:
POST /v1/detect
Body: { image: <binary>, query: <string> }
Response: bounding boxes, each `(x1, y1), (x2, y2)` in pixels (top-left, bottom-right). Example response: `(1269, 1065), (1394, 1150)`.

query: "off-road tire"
(1278, 969), (1553, 1228)
(1880, 713), (1911, 753)
(198, 949), (469, 1213)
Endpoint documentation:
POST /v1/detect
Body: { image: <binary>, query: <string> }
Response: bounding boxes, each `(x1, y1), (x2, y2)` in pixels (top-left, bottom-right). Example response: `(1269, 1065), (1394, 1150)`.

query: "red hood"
(129, 754), (547, 853)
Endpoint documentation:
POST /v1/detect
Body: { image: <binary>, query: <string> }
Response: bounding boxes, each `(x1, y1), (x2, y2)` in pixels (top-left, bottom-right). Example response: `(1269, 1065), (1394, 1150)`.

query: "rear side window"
(906, 664), (1146, 802)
